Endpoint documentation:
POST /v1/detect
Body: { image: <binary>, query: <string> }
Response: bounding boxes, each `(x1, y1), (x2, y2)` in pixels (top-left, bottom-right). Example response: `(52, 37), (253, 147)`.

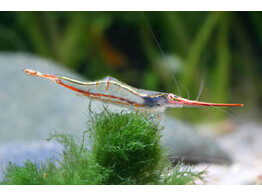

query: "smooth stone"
(0, 52), (231, 179)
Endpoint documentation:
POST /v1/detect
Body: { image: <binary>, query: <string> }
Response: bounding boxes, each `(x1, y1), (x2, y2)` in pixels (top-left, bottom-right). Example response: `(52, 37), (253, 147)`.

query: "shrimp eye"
(167, 94), (180, 103)
(168, 94), (175, 100)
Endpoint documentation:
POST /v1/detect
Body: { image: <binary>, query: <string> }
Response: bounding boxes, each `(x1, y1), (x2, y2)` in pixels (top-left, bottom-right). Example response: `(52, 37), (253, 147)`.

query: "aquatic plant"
(1, 108), (204, 185)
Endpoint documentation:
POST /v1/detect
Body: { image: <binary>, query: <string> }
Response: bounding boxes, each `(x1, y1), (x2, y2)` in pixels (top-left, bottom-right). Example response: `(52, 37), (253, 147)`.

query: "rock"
(0, 52), (231, 179)
(162, 117), (231, 164)
(0, 52), (90, 142)
(0, 140), (62, 180)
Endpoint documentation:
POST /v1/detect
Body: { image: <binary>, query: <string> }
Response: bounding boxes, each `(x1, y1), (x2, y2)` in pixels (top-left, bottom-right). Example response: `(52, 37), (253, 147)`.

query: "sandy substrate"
(194, 122), (262, 185)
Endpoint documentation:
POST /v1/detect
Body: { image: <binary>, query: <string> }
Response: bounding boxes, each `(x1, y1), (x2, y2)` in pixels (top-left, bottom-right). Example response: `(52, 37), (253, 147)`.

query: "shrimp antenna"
(196, 55), (207, 101)
(196, 34), (207, 101)
(141, 13), (182, 97)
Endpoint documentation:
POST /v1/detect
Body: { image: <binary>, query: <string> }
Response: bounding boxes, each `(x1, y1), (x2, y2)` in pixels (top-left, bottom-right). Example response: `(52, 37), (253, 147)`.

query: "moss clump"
(88, 109), (166, 184)
(1, 108), (204, 185)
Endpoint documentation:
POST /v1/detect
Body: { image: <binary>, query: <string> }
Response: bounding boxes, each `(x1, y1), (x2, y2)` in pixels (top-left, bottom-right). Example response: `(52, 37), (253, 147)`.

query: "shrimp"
(24, 69), (243, 113)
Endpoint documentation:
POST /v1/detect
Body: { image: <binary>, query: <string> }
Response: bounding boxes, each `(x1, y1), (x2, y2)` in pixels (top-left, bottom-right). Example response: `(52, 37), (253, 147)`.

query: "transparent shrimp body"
(24, 69), (243, 112)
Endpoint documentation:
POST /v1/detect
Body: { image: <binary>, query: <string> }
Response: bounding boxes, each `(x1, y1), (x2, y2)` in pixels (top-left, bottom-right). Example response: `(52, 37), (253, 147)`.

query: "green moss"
(162, 163), (206, 185)
(1, 108), (204, 185)
(87, 109), (167, 184)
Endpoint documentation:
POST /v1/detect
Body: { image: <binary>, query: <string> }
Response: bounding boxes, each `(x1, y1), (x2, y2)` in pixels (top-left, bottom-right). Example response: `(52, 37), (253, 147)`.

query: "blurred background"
(0, 11), (261, 121)
(0, 11), (262, 184)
